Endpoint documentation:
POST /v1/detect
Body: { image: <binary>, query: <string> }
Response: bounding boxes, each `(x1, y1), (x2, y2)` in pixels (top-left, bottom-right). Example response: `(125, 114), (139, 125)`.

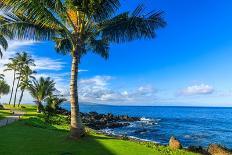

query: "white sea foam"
(128, 136), (159, 143)
(139, 117), (159, 125)
(140, 117), (152, 121)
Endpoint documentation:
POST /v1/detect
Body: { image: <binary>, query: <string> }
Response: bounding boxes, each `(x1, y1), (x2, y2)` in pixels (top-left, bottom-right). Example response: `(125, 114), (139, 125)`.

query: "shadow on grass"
(0, 115), (116, 155)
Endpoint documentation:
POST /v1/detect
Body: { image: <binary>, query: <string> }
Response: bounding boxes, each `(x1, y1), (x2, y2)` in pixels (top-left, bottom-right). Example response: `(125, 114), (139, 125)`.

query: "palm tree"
(27, 77), (56, 113)
(44, 95), (67, 122)
(0, 80), (10, 100)
(13, 52), (35, 107)
(18, 66), (36, 107)
(4, 58), (18, 105)
(0, 1), (166, 138)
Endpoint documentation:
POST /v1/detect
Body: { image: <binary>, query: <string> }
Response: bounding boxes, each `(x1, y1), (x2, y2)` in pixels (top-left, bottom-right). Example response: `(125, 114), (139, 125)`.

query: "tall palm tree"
(13, 52), (35, 107)
(27, 77), (56, 113)
(4, 58), (18, 105)
(0, 80), (10, 100)
(18, 66), (36, 107)
(0, 0), (166, 138)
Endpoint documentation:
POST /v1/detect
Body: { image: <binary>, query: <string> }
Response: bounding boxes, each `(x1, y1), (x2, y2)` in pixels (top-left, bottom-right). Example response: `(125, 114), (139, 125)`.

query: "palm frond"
(72, 0), (120, 22)
(0, 74), (5, 80)
(87, 37), (109, 59)
(0, 14), (57, 41)
(53, 37), (72, 55)
(99, 6), (166, 43)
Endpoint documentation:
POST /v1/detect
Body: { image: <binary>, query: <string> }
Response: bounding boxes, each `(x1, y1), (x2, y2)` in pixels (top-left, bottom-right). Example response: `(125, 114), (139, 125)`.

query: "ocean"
(62, 103), (232, 148)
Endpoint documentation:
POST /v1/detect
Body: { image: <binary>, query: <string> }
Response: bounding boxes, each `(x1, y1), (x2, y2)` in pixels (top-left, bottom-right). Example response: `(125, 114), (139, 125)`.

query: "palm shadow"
(0, 116), (116, 155)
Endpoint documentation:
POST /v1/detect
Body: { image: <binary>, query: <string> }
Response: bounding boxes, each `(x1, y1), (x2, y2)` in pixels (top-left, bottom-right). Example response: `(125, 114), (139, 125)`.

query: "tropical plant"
(0, 80), (10, 99)
(27, 77), (56, 113)
(44, 95), (67, 123)
(18, 66), (36, 107)
(0, 15), (12, 58)
(0, 0), (166, 138)
(4, 58), (18, 104)
(13, 52), (35, 107)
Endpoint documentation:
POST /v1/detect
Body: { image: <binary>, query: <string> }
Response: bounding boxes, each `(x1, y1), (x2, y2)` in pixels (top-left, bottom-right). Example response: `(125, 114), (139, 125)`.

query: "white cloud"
(0, 39), (157, 105)
(33, 56), (65, 71)
(76, 76), (157, 104)
(178, 84), (214, 96)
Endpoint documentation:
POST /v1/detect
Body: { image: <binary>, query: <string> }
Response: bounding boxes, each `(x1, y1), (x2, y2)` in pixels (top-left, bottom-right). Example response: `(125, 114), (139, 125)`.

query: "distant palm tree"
(4, 58), (18, 105)
(18, 66), (36, 107)
(0, 1), (166, 138)
(0, 80), (10, 100)
(13, 52), (35, 107)
(27, 77), (56, 113)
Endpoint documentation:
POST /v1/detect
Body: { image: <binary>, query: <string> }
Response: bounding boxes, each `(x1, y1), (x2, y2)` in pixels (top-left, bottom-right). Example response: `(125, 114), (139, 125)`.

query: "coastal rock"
(207, 144), (232, 155)
(169, 136), (182, 149)
(57, 108), (139, 130)
(187, 146), (209, 155)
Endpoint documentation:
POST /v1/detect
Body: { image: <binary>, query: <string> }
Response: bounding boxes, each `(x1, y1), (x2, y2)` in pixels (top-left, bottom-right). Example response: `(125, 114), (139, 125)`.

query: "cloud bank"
(178, 84), (214, 96)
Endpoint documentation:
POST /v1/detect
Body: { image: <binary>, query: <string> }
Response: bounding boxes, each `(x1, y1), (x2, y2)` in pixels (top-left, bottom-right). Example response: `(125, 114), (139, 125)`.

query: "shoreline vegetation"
(0, 104), (198, 155)
(1, 104), (231, 155)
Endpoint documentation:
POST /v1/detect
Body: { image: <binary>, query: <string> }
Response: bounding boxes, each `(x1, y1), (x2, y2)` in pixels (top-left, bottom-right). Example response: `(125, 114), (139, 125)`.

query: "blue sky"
(1, 0), (232, 106)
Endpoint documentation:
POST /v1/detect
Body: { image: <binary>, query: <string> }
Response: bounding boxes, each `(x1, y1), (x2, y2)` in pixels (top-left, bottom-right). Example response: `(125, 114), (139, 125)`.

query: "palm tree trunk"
(13, 76), (21, 107)
(69, 55), (84, 139)
(36, 101), (43, 113)
(8, 70), (16, 105)
(18, 89), (25, 107)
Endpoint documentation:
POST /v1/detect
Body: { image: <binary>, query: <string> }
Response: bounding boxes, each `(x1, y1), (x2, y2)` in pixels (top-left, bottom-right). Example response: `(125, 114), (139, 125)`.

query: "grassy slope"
(0, 105), (198, 155)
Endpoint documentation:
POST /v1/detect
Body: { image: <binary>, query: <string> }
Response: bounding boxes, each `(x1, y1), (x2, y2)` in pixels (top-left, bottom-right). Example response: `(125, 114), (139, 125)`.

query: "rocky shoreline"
(57, 108), (232, 155)
(57, 108), (140, 130)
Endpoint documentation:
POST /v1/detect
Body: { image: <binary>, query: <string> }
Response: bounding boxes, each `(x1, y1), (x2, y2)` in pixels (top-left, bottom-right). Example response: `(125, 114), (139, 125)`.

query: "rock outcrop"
(207, 144), (232, 155)
(169, 136), (182, 149)
(57, 108), (140, 130)
(187, 146), (210, 155)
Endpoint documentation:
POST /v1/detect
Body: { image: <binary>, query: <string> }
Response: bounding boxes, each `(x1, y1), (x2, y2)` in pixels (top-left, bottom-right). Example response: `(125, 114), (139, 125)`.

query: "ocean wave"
(140, 117), (152, 121)
(139, 117), (159, 125)
(100, 129), (159, 144)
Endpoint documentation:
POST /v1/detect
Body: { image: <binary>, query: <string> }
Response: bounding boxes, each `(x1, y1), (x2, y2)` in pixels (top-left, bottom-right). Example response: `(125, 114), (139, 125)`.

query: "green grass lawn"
(0, 105), (199, 155)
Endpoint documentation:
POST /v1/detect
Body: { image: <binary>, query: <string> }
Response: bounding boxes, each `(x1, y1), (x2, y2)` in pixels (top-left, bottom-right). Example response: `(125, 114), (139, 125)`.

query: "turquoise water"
(62, 103), (232, 148)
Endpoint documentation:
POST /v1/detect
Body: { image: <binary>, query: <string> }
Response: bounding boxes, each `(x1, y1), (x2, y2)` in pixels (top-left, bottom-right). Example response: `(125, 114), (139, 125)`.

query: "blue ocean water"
(62, 103), (232, 148)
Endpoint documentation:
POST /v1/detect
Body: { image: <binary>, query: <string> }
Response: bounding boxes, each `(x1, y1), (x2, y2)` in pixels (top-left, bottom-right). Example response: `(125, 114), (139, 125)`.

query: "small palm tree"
(13, 52), (35, 107)
(44, 95), (67, 122)
(4, 58), (18, 105)
(18, 66), (36, 107)
(0, 0), (166, 138)
(27, 77), (56, 113)
(0, 80), (10, 100)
